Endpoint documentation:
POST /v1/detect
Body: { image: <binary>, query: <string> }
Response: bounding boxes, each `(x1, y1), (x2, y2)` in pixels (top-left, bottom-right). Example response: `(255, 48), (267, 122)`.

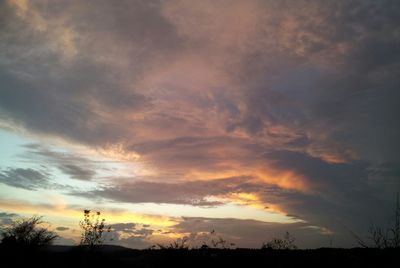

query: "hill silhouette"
(0, 245), (398, 268)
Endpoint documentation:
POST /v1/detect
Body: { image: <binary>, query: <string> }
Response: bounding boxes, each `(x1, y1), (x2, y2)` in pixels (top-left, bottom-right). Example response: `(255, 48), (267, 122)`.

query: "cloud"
(55, 226), (70, 231)
(111, 235), (152, 249)
(69, 165), (396, 246)
(57, 164), (95, 181)
(21, 143), (97, 181)
(108, 222), (155, 249)
(0, 212), (18, 218)
(112, 223), (137, 233)
(1, 0), (399, 248)
(0, 0), (398, 159)
(1, 0), (399, 169)
(263, 150), (369, 191)
(0, 0), (153, 146)
(0, 211), (19, 226)
(72, 176), (255, 206)
(172, 217), (338, 248)
(224, 0), (400, 165)
(0, 168), (50, 190)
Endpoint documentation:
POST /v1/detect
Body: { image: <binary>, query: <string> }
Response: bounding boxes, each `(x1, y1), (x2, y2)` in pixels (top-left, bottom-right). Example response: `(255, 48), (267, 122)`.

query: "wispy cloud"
(0, 168), (51, 190)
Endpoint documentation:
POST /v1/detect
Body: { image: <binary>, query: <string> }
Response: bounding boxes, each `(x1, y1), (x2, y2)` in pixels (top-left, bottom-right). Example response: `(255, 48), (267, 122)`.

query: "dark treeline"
(0, 245), (398, 268)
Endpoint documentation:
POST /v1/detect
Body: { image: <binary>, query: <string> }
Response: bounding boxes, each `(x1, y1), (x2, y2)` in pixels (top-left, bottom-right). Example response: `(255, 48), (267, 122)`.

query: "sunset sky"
(0, 0), (399, 248)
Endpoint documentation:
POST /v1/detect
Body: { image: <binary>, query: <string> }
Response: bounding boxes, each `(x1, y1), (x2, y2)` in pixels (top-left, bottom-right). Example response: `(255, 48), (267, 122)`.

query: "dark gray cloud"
(0, 212), (18, 218)
(108, 222), (154, 249)
(0, 164), (76, 191)
(263, 150), (369, 191)
(229, 0), (400, 165)
(0, 212), (19, 226)
(55, 226), (70, 231)
(131, 228), (154, 237)
(0, 0), (398, 159)
(0, 168), (50, 190)
(128, 136), (265, 175)
(73, 176), (253, 206)
(0, 0), (158, 145)
(57, 164), (95, 181)
(72, 168), (397, 246)
(21, 144), (97, 181)
(112, 223), (137, 233)
(111, 235), (152, 249)
(172, 217), (339, 248)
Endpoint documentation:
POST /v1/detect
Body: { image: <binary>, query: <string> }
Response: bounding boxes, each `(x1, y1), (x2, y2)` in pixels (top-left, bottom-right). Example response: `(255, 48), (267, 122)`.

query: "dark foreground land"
(0, 246), (398, 268)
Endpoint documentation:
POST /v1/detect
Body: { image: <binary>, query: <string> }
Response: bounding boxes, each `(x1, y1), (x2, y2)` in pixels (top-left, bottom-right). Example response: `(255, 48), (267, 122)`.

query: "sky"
(0, 0), (399, 249)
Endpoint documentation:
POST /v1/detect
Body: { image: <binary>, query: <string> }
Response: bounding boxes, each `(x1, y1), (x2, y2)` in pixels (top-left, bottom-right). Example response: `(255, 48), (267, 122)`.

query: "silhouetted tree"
(0, 216), (58, 248)
(79, 210), (111, 248)
(367, 194), (400, 248)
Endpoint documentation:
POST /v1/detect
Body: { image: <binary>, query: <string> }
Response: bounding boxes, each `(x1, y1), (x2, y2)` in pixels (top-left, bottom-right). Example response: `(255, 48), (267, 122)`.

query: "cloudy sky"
(0, 0), (399, 248)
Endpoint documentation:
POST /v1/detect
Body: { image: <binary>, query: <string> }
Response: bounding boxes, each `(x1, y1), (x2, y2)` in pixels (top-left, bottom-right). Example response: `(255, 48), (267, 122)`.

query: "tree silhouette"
(368, 194), (400, 248)
(79, 210), (111, 248)
(0, 216), (58, 248)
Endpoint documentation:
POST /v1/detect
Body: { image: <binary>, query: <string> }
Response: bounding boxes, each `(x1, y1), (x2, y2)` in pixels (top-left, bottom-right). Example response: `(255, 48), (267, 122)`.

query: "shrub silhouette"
(0, 216), (58, 248)
(79, 210), (111, 248)
(261, 231), (297, 250)
(359, 194), (400, 248)
(203, 229), (235, 249)
(156, 237), (190, 250)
